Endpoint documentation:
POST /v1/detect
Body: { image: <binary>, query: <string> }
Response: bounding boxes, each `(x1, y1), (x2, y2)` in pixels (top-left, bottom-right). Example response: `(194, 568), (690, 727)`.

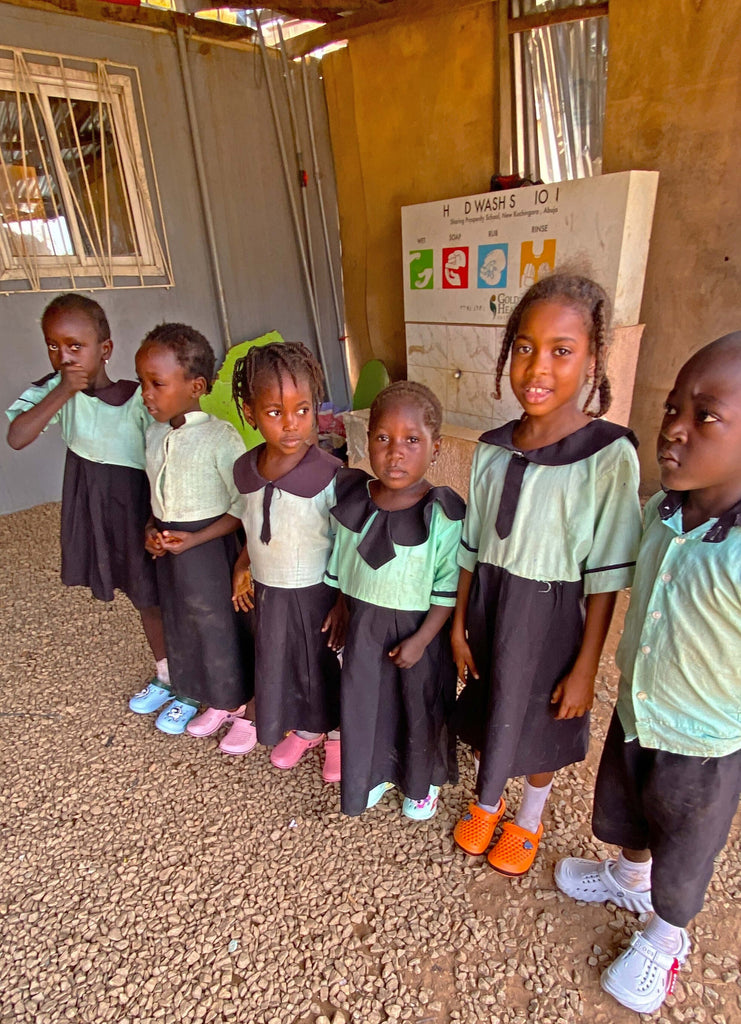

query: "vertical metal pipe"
(300, 56), (351, 401)
(175, 23), (232, 349)
(276, 20), (318, 298)
(497, 0), (514, 175)
(252, 10), (333, 399)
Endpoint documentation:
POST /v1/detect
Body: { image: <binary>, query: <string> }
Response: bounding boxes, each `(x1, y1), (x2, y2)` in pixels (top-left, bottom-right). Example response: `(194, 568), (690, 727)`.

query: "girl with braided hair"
(451, 272), (642, 875)
(230, 342), (344, 780)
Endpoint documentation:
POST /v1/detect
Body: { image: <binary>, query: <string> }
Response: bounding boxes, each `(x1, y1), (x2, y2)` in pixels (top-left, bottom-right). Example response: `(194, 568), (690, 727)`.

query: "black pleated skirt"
(340, 597), (459, 816)
(453, 562), (589, 806)
(154, 516), (254, 708)
(253, 580), (341, 746)
(60, 449), (158, 609)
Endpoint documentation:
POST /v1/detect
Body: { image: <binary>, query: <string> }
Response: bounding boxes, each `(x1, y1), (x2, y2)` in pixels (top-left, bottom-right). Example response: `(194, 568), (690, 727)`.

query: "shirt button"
(636, 691), (648, 701)
(641, 644), (651, 654)
(651, 610), (662, 620)
(661, 572), (672, 583)
(675, 536), (686, 545)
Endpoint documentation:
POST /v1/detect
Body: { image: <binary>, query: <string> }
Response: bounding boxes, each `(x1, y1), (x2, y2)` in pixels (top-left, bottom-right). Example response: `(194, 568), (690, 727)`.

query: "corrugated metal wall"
(0, 4), (346, 512)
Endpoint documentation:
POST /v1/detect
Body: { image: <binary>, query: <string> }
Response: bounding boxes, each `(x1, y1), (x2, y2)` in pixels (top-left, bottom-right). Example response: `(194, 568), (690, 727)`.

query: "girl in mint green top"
(5, 293), (167, 692)
(325, 381), (465, 818)
(451, 274), (641, 877)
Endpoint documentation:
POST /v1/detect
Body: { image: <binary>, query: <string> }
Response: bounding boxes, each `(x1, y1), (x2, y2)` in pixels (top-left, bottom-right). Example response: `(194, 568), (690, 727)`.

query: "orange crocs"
(453, 799), (506, 855)
(487, 821), (543, 875)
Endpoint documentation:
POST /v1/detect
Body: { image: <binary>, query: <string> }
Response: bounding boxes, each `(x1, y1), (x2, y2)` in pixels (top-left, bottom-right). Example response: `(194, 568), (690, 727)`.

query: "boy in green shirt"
(556, 332), (741, 1014)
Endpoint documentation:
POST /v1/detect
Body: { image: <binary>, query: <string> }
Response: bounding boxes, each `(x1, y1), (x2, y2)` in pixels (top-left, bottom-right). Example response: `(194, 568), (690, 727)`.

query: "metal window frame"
(0, 47), (173, 292)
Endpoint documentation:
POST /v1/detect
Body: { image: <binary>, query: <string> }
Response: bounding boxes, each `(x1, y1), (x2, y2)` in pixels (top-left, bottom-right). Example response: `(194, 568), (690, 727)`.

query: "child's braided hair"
(42, 292), (110, 345)
(494, 273), (613, 417)
(369, 381), (443, 439)
(231, 341), (325, 424)
(139, 323), (216, 393)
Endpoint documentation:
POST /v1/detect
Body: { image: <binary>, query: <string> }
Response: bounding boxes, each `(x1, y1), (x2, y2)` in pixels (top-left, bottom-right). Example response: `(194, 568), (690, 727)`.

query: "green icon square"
(409, 249), (434, 290)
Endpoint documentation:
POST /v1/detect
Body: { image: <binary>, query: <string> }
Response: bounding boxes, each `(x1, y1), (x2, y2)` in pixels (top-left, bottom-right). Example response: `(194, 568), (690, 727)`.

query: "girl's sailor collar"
(233, 443), (342, 545)
(480, 418), (638, 540)
(331, 467), (465, 569)
(33, 371), (138, 407)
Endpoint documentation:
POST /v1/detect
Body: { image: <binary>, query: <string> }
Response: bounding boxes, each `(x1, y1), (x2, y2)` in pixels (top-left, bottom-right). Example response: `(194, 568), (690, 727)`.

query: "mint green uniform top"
(324, 470), (465, 612)
(458, 421), (642, 595)
(616, 490), (741, 758)
(5, 372), (150, 470)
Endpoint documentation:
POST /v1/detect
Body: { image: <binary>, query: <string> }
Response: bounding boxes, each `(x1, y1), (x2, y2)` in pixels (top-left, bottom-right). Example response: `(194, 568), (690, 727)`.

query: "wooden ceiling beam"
(244, 4), (343, 18)
(0, 0), (256, 46)
(250, 0), (385, 16)
(508, 2), (608, 33)
(268, 0), (385, 9)
(284, 0), (493, 58)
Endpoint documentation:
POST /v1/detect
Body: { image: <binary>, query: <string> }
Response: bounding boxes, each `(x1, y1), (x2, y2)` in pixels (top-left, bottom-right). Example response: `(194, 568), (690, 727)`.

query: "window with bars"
(0, 48), (173, 291)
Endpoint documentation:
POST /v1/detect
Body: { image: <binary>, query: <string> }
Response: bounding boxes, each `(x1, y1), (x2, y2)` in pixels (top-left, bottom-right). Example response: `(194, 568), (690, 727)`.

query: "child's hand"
(232, 566), (254, 612)
(144, 525), (165, 558)
(551, 668), (594, 720)
(159, 530), (196, 555)
(389, 633), (427, 669)
(451, 628), (479, 682)
(321, 596), (347, 651)
(59, 362), (89, 395)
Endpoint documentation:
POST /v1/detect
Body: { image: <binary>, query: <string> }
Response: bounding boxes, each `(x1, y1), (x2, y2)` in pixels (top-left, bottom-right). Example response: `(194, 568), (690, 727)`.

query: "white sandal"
(601, 928), (690, 1013)
(554, 856), (653, 914)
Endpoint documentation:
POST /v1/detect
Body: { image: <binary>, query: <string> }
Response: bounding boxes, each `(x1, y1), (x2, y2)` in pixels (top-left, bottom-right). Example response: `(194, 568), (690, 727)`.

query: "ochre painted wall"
(603, 0), (741, 489)
(323, 3), (497, 384)
(324, 0), (740, 492)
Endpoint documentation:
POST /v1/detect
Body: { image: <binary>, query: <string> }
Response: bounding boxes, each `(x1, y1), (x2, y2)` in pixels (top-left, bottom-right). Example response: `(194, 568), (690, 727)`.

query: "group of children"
(6, 277), (740, 1016)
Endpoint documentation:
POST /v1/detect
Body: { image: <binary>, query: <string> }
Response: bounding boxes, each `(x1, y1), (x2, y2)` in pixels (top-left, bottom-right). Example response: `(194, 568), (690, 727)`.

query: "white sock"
(514, 778), (553, 833)
(156, 658), (170, 686)
(643, 912), (685, 955)
(327, 730), (340, 740)
(613, 850), (652, 891)
(296, 730), (322, 741)
(478, 796), (503, 815)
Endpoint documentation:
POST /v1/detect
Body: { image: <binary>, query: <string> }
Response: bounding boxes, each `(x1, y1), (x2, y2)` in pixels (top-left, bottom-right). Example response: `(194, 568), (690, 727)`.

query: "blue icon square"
(478, 244), (508, 289)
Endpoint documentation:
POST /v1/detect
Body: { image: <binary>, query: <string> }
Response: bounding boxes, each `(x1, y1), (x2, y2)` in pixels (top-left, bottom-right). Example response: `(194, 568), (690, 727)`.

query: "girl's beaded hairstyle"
(41, 292), (110, 345)
(139, 323), (216, 394)
(231, 341), (325, 424)
(494, 272), (613, 417)
(369, 381), (443, 439)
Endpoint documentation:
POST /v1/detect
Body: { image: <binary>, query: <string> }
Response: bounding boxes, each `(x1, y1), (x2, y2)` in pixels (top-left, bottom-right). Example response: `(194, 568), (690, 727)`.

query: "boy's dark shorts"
(593, 710), (741, 928)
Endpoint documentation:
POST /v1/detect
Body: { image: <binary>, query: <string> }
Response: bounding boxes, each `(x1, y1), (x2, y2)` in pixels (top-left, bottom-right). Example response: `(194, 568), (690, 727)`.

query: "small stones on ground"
(1, 506), (739, 1024)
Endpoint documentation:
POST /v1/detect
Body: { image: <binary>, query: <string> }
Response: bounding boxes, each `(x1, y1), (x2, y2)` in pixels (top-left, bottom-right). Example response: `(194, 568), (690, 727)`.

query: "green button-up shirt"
(616, 491), (741, 758)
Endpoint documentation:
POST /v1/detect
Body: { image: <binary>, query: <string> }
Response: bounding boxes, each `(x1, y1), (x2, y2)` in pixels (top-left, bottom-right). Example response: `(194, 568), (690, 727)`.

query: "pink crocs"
(270, 731), (325, 769)
(187, 705), (246, 738)
(218, 717), (257, 755)
(322, 738), (341, 783)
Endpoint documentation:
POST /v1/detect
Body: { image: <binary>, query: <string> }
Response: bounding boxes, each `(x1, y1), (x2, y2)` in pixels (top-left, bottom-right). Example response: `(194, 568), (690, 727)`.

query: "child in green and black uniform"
(556, 331), (741, 1015)
(325, 381), (464, 819)
(452, 273), (642, 875)
(5, 293), (167, 696)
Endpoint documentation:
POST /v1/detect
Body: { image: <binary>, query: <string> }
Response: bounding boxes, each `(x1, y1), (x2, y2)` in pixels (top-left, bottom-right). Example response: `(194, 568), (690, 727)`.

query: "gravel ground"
(1, 502), (740, 1024)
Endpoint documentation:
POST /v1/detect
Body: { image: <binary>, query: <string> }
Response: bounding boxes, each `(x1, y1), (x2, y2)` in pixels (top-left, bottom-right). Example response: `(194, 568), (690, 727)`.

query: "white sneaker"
(601, 928), (690, 1013)
(554, 857), (653, 914)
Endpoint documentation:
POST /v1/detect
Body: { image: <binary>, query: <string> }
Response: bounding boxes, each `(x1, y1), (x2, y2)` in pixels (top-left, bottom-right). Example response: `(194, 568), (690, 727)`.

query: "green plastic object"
(200, 330), (284, 449)
(352, 358), (390, 410)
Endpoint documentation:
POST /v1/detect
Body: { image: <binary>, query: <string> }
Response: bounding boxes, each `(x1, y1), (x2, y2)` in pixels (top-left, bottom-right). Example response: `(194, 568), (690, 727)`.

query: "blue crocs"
(402, 785), (440, 821)
(366, 781), (395, 809)
(155, 700), (198, 735)
(129, 679), (172, 714)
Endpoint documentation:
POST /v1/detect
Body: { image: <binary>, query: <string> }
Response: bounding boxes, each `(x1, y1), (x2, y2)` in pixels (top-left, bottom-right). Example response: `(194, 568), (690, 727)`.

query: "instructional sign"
(402, 171), (658, 327)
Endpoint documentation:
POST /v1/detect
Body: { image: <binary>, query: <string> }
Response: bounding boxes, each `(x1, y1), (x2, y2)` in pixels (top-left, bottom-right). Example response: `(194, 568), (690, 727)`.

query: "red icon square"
(442, 247), (469, 288)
